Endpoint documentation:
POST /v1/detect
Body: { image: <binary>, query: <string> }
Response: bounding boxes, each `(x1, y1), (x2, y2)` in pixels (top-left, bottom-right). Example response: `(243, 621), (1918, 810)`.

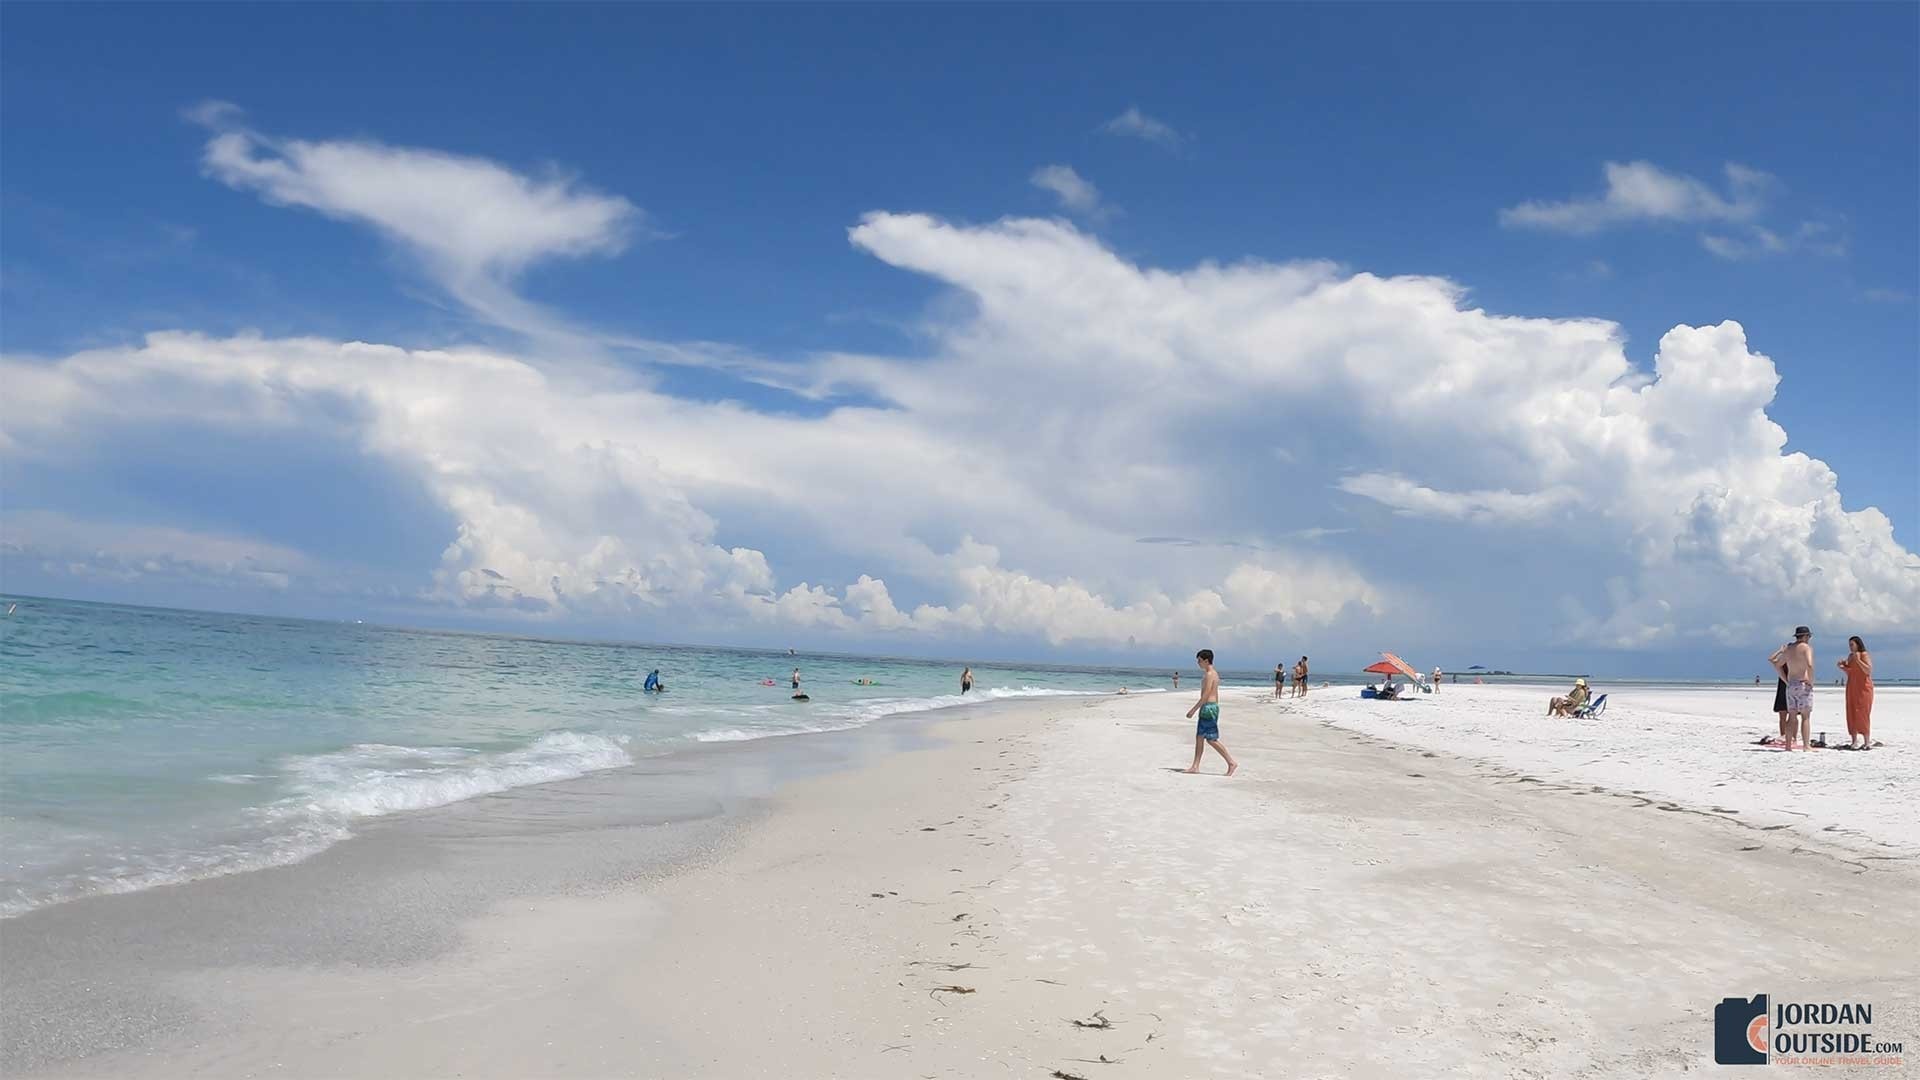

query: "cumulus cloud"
(1029, 164), (1108, 218)
(836, 215), (1917, 645)
(1500, 161), (1772, 234)
(189, 102), (640, 341)
(1102, 106), (1183, 149)
(0, 328), (1380, 646)
(5, 197), (1914, 655)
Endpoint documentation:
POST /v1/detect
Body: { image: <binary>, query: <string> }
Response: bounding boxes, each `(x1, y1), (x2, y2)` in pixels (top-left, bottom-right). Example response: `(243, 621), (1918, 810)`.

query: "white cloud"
(189, 103), (640, 342)
(1029, 164), (1108, 218)
(1699, 233), (1749, 260)
(1500, 161), (1772, 234)
(1701, 220), (1847, 261)
(1102, 106), (1183, 149)
(1863, 287), (1912, 304)
(0, 328), (1380, 646)
(1336, 474), (1580, 524)
(5, 205), (1914, 654)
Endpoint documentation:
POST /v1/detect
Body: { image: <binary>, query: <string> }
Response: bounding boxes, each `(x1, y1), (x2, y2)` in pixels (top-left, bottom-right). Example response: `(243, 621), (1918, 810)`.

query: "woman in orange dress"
(1837, 636), (1874, 749)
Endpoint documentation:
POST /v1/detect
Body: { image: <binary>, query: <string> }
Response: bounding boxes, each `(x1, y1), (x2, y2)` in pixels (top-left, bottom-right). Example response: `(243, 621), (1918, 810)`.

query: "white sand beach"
(1320, 681), (1920, 858)
(9, 684), (1917, 1078)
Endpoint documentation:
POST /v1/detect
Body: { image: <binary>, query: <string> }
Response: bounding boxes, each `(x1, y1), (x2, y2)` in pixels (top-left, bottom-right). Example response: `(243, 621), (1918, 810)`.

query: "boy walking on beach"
(1183, 649), (1237, 776)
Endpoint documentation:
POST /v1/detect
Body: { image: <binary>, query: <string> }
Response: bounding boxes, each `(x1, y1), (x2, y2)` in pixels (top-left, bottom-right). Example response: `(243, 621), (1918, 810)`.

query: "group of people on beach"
(1271, 656), (1309, 697)
(1766, 626), (1875, 750)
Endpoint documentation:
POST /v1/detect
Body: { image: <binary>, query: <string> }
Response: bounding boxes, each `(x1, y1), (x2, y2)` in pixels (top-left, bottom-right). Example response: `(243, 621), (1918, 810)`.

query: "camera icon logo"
(1715, 994), (1769, 1065)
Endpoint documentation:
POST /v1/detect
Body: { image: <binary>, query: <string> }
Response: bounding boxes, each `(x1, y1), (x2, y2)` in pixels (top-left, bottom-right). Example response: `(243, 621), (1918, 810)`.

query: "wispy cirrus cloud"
(1500, 161), (1773, 234)
(1700, 220), (1847, 261)
(1336, 473), (1580, 524)
(1029, 164), (1111, 219)
(1102, 106), (1183, 149)
(187, 101), (642, 344)
(1502, 159), (1848, 263)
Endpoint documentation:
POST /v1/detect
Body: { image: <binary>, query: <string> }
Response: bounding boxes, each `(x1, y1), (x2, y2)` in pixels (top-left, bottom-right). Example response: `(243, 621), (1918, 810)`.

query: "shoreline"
(6, 687), (1916, 1077)
(0, 693), (1033, 1074)
(0, 681), (1126, 922)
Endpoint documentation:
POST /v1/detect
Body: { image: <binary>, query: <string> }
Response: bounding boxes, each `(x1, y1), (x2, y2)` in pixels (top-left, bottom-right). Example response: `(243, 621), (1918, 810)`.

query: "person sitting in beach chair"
(1571, 692), (1607, 719)
(1547, 678), (1588, 717)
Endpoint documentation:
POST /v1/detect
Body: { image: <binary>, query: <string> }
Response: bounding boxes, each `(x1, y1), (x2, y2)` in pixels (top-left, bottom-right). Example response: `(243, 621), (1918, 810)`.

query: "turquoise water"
(1, 597), (1197, 916)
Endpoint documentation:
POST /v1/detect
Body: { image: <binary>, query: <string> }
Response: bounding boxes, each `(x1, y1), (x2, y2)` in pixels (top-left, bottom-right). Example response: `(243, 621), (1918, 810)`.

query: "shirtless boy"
(1183, 649), (1238, 776)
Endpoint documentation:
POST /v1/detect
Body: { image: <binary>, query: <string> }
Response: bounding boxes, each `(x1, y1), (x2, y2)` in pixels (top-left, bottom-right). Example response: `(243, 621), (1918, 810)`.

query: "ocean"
(0, 596), (1209, 917)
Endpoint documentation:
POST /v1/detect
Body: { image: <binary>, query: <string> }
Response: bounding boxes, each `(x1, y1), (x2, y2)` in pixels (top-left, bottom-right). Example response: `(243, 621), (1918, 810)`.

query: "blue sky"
(2, 4), (1915, 675)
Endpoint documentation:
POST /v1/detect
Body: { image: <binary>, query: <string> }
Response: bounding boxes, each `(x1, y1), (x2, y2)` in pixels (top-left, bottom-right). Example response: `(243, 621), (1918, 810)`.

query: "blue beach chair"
(1572, 693), (1608, 719)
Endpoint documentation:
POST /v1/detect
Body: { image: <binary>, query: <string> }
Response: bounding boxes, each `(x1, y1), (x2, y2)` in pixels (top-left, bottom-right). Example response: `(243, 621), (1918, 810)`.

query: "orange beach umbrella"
(1378, 652), (1422, 679)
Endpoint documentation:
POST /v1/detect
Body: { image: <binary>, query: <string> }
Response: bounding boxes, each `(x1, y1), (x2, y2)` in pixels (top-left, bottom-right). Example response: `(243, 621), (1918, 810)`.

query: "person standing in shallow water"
(960, 667), (973, 694)
(1838, 637), (1874, 749)
(1171, 671), (1180, 690)
(1183, 648), (1237, 776)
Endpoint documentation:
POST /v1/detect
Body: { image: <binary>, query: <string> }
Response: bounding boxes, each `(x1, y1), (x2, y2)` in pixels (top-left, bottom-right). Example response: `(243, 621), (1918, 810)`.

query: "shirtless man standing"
(1778, 627), (1815, 750)
(1293, 656), (1309, 698)
(1183, 649), (1237, 776)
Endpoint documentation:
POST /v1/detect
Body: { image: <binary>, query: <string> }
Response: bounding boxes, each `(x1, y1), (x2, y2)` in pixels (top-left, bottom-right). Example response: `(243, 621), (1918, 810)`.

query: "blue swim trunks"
(1196, 702), (1220, 741)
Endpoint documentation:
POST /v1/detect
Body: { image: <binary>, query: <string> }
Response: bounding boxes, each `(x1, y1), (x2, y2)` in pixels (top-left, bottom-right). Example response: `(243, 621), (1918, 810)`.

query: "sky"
(2, 3), (1916, 677)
